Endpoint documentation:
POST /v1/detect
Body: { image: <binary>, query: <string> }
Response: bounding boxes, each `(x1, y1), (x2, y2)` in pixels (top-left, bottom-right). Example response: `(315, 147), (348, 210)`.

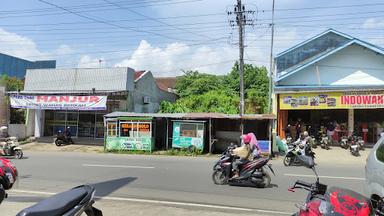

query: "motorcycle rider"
(231, 134), (253, 179)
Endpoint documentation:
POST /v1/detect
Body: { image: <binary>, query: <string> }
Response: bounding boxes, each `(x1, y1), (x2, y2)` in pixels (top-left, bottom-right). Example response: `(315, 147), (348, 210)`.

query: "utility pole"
(228, 0), (255, 134)
(268, 0), (276, 156)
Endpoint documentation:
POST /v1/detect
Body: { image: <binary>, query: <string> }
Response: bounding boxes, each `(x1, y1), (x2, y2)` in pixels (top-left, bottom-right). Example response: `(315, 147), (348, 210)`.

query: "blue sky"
(1, 0), (384, 76)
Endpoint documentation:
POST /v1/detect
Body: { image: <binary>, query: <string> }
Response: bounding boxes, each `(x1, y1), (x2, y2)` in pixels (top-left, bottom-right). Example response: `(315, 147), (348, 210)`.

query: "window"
(119, 121), (151, 138)
(180, 123), (197, 138)
(107, 121), (117, 137)
(377, 141), (384, 163)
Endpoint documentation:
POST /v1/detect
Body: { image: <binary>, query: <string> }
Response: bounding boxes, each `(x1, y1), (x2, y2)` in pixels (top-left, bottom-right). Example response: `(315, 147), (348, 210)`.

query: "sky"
(0, 0), (384, 76)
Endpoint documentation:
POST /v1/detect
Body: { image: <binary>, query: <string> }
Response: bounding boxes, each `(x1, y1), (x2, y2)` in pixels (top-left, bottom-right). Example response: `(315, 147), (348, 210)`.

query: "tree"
(0, 75), (25, 124)
(225, 63), (270, 113)
(159, 64), (270, 114)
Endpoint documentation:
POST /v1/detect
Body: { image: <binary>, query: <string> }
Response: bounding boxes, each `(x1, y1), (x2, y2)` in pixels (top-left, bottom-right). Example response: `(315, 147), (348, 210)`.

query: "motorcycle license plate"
(6, 173), (14, 183)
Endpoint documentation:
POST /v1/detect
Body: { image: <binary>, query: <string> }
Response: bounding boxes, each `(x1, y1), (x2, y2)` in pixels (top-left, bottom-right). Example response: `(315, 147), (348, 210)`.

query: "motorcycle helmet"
(303, 131), (308, 137)
(242, 134), (252, 144)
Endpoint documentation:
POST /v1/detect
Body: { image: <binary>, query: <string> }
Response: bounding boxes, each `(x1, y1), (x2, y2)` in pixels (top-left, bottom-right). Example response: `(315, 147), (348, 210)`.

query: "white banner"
(10, 95), (107, 110)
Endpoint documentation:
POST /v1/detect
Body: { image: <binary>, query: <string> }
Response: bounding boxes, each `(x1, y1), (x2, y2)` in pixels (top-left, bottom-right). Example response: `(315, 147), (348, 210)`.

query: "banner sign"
(172, 122), (204, 150)
(106, 137), (154, 152)
(10, 95), (107, 110)
(280, 91), (384, 110)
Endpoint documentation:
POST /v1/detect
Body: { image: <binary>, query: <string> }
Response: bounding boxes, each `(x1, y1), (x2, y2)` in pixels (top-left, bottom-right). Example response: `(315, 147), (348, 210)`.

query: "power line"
(102, 0), (213, 40)
(37, 0), (199, 42)
(263, 2), (384, 12)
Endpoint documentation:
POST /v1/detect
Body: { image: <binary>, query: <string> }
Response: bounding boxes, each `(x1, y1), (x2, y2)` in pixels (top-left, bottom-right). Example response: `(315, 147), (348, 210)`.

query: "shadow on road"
(92, 177), (137, 198)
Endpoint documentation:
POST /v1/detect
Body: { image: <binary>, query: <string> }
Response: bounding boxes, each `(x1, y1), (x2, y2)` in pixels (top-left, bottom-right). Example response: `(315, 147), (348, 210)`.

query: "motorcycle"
(16, 185), (102, 216)
(320, 134), (330, 150)
(284, 140), (315, 167)
(0, 157), (18, 204)
(340, 136), (349, 149)
(212, 144), (275, 188)
(309, 135), (317, 149)
(289, 155), (374, 216)
(356, 136), (365, 151)
(0, 137), (23, 159)
(55, 131), (74, 146)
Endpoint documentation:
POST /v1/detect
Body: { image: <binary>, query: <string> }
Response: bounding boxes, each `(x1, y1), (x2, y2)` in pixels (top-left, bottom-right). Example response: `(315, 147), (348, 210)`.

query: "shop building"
(9, 68), (177, 139)
(275, 29), (384, 144)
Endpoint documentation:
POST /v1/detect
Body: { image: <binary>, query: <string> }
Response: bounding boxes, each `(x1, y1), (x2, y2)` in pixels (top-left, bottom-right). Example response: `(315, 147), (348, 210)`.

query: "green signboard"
(106, 137), (154, 152)
(172, 122), (204, 150)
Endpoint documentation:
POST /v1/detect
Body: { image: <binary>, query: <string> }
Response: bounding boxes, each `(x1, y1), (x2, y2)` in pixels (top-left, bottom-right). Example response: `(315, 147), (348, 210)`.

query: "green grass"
(105, 148), (203, 156)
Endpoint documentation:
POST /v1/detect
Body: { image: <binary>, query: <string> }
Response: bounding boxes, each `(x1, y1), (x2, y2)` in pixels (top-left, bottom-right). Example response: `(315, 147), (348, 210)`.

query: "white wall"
(278, 44), (384, 86)
(9, 124), (26, 139)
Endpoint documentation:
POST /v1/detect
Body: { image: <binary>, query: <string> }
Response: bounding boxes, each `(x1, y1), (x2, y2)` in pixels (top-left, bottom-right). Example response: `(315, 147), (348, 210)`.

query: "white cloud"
(362, 18), (384, 29)
(55, 44), (74, 55)
(0, 28), (46, 60)
(115, 40), (239, 76)
(77, 55), (106, 68)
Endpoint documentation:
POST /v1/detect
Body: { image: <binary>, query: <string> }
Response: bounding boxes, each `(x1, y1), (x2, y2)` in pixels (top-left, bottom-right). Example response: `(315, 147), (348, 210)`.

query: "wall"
(0, 53), (55, 79)
(0, 86), (8, 127)
(133, 72), (177, 113)
(278, 44), (384, 86)
(8, 124), (26, 139)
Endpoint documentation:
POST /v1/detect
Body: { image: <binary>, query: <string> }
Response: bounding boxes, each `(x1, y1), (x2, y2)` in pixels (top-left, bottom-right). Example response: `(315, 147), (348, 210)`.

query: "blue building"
(0, 53), (56, 79)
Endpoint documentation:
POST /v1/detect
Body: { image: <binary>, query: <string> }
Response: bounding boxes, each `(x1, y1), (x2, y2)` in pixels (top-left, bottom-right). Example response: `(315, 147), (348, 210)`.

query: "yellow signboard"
(279, 91), (384, 110)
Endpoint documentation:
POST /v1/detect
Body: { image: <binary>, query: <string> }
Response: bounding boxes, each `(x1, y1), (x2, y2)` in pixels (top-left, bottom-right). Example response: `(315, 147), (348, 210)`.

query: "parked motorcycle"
(0, 157), (18, 204)
(0, 137), (23, 159)
(289, 156), (373, 215)
(309, 135), (317, 149)
(339, 135), (349, 149)
(320, 134), (330, 150)
(16, 185), (102, 216)
(212, 144), (275, 188)
(284, 141), (315, 167)
(55, 131), (74, 146)
(356, 136), (365, 150)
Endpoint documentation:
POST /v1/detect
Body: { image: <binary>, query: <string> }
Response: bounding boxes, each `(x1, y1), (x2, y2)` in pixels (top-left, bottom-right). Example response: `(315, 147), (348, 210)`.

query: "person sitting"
(231, 134), (253, 179)
(0, 126), (9, 155)
(247, 132), (262, 159)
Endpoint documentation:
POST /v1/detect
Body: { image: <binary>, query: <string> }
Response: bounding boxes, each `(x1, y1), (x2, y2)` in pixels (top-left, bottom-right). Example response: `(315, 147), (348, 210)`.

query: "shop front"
(105, 117), (154, 152)
(277, 91), (384, 144)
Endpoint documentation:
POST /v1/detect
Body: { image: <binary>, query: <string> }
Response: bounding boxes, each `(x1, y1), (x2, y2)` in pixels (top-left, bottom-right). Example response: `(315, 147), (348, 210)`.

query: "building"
(274, 29), (384, 144)
(9, 67), (177, 139)
(0, 53), (55, 79)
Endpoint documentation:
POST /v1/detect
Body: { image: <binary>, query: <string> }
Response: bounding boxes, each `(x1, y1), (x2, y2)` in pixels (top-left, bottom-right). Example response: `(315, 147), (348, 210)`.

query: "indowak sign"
(280, 91), (384, 110)
(10, 95), (107, 110)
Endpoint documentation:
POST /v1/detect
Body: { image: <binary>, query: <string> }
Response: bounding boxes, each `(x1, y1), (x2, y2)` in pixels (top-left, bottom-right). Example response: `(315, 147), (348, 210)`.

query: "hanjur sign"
(10, 95), (107, 110)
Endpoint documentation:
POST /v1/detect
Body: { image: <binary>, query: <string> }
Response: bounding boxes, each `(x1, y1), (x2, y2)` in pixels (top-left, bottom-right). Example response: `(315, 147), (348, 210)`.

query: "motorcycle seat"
(17, 185), (93, 216)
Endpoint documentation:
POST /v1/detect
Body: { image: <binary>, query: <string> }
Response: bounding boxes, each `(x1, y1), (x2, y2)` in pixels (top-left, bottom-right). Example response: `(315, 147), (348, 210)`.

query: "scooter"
(339, 136), (349, 149)
(284, 140), (315, 167)
(0, 137), (23, 159)
(320, 134), (330, 150)
(289, 155), (373, 215)
(55, 131), (74, 146)
(357, 136), (365, 150)
(212, 144), (275, 188)
(0, 157), (18, 204)
(16, 185), (102, 216)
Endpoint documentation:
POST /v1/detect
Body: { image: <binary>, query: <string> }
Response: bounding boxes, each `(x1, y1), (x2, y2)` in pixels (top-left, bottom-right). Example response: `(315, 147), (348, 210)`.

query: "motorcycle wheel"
(15, 149), (23, 159)
(212, 170), (227, 185)
(55, 139), (61, 147)
(283, 155), (292, 166)
(258, 168), (271, 188)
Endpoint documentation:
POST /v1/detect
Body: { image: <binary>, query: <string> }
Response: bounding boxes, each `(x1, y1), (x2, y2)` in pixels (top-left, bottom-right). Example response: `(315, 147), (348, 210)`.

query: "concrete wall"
(9, 124), (26, 139)
(0, 86), (8, 127)
(133, 72), (177, 113)
(278, 44), (384, 86)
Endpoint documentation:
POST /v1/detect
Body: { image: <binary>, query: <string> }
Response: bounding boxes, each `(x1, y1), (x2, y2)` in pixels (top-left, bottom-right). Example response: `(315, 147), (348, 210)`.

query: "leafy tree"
(174, 71), (225, 97)
(0, 75), (24, 91)
(160, 63), (270, 114)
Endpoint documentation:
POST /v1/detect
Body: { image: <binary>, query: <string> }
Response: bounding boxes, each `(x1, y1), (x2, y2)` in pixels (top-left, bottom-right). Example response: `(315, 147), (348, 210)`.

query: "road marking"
(82, 164), (155, 169)
(284, 173), (365, 180)
(10, 189), (291, 215)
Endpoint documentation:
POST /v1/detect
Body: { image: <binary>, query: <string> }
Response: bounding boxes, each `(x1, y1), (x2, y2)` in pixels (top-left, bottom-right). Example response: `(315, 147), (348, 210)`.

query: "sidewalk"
(21, 142), (104, 153)
(1, 192), (263, 216)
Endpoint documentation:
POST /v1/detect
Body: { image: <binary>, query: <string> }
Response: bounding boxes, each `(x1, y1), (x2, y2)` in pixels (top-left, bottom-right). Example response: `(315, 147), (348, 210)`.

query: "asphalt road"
(1, 149), (368, 215)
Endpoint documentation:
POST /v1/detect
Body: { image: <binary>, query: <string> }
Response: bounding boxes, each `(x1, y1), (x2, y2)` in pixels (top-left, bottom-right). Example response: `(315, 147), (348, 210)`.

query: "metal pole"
(268, 0), (275, 156)
(237, 0), (245, 134)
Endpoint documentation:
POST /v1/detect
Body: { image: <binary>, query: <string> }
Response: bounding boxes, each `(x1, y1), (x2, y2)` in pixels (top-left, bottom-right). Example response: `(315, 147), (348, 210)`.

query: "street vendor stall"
(172, 121), (205, 150)
(105, 117), (154, 152)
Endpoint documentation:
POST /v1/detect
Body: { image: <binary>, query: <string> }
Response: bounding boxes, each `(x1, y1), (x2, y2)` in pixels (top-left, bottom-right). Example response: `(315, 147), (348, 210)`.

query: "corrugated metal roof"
(104, 112), (275, 120)
(24, 67), (135, 92)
